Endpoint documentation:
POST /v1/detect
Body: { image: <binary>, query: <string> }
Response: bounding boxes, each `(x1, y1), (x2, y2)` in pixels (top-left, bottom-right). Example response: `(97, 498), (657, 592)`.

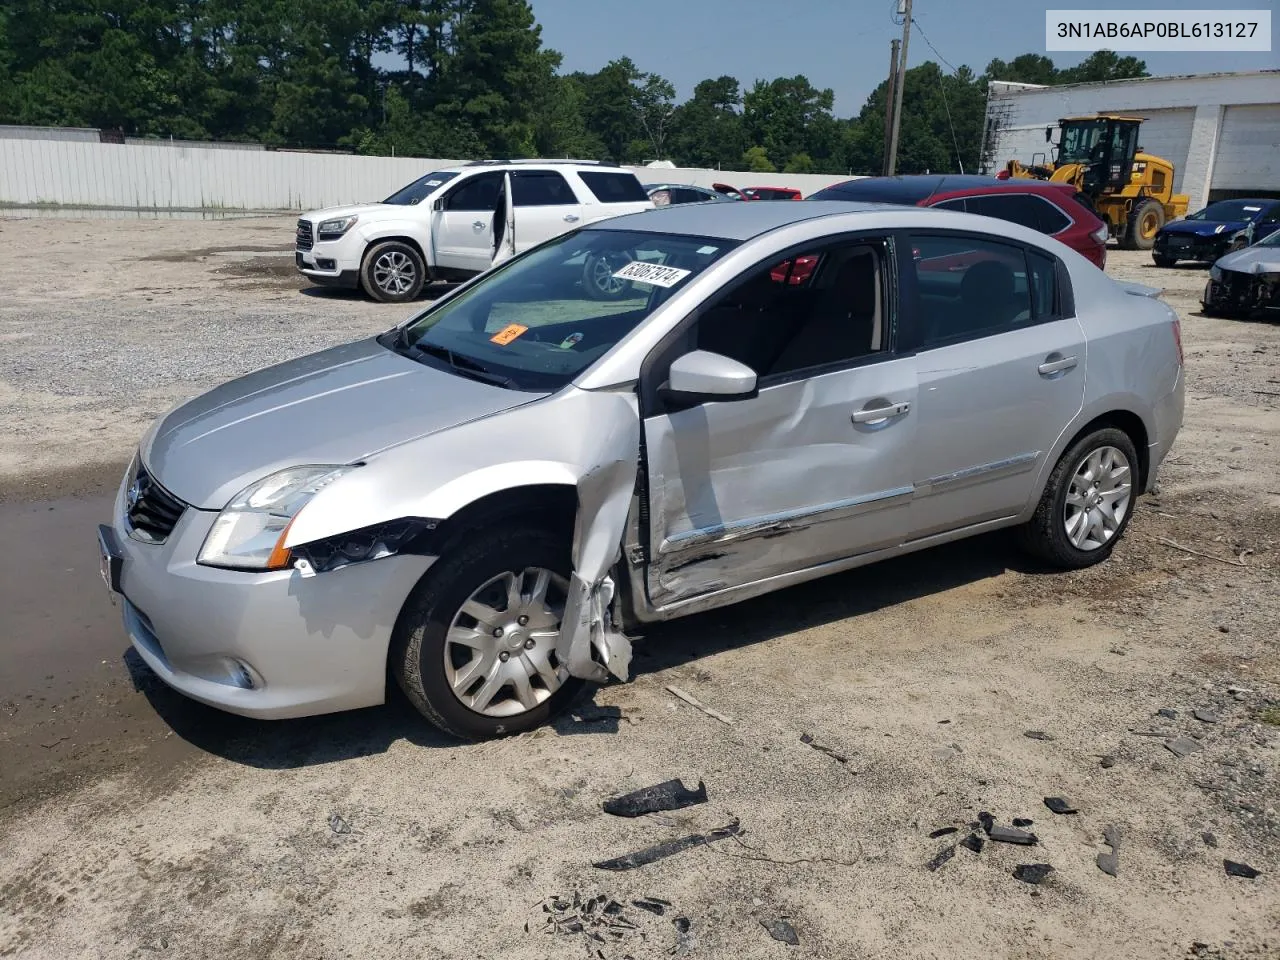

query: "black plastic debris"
(761, 918), (800, 946)
(534, 891), (650, 943)
(977, 811), (995, 833)
(1012, 818), (1034, 828)
(1193, 708), (1221, 724)
(1013, 863), (1054, 885)
(800, 733), (850, 764)
(928, 826), (959, 839)
(926, 844), (956, 872)
(602, 779), (708, 818)
(673, 916), (695, 955)
(593, 820), (741, 871)
(1097, 825), (1121, 877)
(1165, 736), (1204, 758)
(987, 824), (1038, 845)
(1024, 731), (1055, 741)
(631, 898), (666, 916)
(1224, 860), (1260, 879)
(1043, 797), (1078, 815)
(1157, 708), (1179, 720)
(328, 813), (351, 835)
(961, 833), (985, 853)
(1201, 832), (1218, 848)
(1100, 755), (1116, 769)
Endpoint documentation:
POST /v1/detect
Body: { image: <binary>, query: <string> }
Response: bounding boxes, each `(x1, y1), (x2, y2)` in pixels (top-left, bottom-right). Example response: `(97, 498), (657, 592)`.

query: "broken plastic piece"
(665, 685), (734, 724)
(1013, 863), (1054, 885)
(1012, 818), (1034, 827)
(602, 779), (708, 818)
(1165, 736), (1203, 757)
(328, 813), (351, 835)
(928, 826), (959, 839)
(593, 820), (741, 871)
(1097, 825), (1121, 877)
(761, 918), (800, 945)
(961, 833), (984, 853)
(1024, 730), (1055, 741)
(977, 811), (995, 833)
(987, 824), (1037, 845)
(926, 844), (956, 872)
(1224, 860), (1260, 879)
(801, 733), (850, 764)
(1043, 797), (1078, 815)
(631, 899), (666, 916)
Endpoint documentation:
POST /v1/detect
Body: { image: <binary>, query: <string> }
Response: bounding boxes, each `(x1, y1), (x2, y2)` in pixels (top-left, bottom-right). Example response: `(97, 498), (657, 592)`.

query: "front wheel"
(1016, 428), (1139, 569)
(391, 526), (584, 741)
(1153, 254), (1177, 268)
(361, 240), (426, 303)
(1124, 199), (1165, 251)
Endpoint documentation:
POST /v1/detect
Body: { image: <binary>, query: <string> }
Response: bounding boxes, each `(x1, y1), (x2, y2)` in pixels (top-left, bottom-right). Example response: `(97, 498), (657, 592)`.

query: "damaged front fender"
(280, 386), (641, 684)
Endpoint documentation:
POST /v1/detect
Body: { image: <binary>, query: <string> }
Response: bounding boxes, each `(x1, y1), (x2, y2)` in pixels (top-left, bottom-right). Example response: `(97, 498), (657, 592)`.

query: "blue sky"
(531, 0), (1279, 115)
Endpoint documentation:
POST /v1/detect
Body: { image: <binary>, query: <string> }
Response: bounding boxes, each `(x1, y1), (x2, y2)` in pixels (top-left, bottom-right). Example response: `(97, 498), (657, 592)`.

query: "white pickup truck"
(295, 160), (655, 302)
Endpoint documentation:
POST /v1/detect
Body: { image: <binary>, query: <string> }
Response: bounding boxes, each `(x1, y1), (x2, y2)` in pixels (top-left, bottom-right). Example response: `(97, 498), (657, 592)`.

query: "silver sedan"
(98, 201), (1185, 740)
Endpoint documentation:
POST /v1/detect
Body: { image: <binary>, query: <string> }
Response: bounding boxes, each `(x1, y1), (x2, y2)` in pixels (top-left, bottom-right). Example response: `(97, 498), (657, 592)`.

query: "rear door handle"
(852, 401), (910, 424)
(563, 214), (580, 222)
(1037, 355), (1078, 376)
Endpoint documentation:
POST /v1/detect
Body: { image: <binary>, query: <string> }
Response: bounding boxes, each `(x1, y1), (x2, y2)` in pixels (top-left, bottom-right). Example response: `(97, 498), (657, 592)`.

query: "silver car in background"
(98, 201), (1185, 741)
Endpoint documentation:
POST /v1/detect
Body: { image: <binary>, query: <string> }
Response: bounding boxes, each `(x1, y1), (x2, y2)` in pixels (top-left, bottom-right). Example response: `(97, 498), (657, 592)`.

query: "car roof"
(438, 159), (634, 174)
(588, 199), (925, 240)
(815, 174), (1073, 203)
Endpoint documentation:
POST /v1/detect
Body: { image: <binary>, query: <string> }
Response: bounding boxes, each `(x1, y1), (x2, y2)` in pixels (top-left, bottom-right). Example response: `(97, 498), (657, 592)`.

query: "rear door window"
(906, 233), (1037, 348)
(579, 171), (650, 204)
(511, 171), (577, 206)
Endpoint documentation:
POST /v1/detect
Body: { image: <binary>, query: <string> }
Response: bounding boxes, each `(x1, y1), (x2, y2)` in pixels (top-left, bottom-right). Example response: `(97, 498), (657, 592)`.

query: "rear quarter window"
(579, 171), (649, 204)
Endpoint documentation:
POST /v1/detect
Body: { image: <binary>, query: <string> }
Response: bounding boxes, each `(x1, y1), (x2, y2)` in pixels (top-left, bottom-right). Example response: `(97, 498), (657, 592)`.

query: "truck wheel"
(390, 525), (584, 741)
(1124, 200), (1165, 251)
(1016, 427), (1139, 570)
(361, 241), (426, 303)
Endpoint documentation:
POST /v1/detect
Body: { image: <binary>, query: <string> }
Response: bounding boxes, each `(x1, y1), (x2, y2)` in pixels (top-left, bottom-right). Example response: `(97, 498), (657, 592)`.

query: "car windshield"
(382, 171), (459, 205)
(1254, 229), (1280, 247)
(387, 229), (737, 391)
(1187, 200), (1267, 222)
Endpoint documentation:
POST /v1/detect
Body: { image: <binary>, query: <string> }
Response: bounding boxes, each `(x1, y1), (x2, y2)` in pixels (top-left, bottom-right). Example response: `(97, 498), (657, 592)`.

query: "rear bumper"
(1147, 365), (1184, 492)
(105, 467), (434, 719)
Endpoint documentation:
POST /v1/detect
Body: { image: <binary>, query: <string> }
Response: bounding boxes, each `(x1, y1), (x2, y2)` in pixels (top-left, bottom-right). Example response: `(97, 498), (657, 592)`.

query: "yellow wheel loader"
(1003, 115), (1190, 251)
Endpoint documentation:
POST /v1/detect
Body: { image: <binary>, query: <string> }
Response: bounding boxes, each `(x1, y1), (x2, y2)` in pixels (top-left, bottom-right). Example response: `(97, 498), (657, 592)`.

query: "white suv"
(295, 160), (655, 302)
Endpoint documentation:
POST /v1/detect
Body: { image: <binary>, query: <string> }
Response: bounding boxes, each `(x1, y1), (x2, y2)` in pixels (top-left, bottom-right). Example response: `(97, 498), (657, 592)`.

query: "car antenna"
(921, 175), (946, 207)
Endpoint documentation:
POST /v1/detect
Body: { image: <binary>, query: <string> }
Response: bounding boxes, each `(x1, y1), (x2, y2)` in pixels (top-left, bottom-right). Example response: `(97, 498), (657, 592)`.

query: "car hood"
(1161, 219), (1247, 238)
(1216, 244), (1280, 275)
(301, 203), (396, 224)
(142, 338), (544, 509)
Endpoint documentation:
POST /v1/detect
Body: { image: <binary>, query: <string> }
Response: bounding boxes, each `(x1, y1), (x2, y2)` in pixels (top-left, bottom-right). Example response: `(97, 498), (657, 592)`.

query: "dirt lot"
(0, 214), (1277, 960)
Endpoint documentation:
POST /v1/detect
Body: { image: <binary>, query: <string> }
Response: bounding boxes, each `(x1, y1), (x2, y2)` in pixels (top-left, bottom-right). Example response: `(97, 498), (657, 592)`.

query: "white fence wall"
(0, 137), (856, 212)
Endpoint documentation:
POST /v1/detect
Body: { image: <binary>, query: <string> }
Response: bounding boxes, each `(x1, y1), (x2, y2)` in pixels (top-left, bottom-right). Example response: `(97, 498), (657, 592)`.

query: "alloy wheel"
(443, 567), (569, 717)
(1063, 445), (1132, 550)
(374, 250), (416, 295)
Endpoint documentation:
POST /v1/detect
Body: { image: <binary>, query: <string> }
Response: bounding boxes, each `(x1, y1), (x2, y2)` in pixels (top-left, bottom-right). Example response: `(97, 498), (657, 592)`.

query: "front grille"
(126, 462), (186, 543)
(296, 219), (314, 251)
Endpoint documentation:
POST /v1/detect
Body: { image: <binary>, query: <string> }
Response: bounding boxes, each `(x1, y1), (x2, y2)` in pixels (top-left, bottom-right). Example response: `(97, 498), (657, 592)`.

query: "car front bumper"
(295, 232), (363, 289)
(103, 466), (434, 719)
(1203, 270), (1280, 315)
(1155, 234), (1229, 262)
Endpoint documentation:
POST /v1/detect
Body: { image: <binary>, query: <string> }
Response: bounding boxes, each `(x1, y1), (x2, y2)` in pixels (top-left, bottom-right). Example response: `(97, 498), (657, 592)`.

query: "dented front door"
(642, 358), (918, 607)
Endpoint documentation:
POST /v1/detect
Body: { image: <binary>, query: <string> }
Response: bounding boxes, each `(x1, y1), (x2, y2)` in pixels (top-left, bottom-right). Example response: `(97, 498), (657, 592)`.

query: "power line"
(911, 16), (966, 174)
(910, 17), (961, 75)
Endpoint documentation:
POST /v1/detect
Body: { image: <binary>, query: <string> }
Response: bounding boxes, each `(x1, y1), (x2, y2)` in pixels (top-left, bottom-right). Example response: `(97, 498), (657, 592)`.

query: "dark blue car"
(1153, 198), (1280, 267)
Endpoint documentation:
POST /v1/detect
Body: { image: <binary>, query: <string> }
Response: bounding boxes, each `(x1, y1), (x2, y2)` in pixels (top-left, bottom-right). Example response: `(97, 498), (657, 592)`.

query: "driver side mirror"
(659, 350), (758, 410)
(1045, 126), (1053, 143)
(432, 197), (444, 212)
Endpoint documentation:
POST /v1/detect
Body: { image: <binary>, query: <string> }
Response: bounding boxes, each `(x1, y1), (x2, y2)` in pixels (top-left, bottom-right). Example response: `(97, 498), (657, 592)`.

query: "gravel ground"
(0, 215), (1277, 960)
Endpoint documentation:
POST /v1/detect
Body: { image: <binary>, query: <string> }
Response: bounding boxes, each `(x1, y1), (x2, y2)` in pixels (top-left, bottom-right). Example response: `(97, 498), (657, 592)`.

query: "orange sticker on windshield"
(489, 323), (528, 346)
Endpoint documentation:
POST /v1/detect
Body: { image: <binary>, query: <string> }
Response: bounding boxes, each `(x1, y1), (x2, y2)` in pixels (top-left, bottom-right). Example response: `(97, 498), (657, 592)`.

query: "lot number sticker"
(611, 261), (692, 288)
(490, 323), (528, 345)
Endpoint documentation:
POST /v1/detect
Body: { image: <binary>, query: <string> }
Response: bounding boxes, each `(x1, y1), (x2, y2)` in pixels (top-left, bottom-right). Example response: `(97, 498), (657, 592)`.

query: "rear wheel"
(361, 240), (426, 303)
(1124, 199), (1165, 251)
(391, 526), (583, 741)
(1016, 428), (1138, 569)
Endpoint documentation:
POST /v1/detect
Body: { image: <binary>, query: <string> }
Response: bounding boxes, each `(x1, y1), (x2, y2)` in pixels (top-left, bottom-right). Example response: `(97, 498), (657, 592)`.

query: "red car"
(743, 186), (803, 202)
(807, 174), (1108, 270)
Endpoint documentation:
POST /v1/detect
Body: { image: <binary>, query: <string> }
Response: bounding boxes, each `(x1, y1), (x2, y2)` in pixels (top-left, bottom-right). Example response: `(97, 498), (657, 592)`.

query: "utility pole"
(885, 0), (913, 176)
(881, 39), (899, 176)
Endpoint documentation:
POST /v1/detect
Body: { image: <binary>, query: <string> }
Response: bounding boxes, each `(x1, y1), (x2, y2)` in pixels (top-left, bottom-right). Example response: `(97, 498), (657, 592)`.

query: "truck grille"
(296, 219), (314, 251)
(125, 462), (187, 544)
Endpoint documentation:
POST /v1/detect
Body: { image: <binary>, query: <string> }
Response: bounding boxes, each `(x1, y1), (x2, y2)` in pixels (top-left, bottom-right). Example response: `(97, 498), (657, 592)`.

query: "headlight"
(1214, 224), (1227, 234)
(197, 465), (354, 570)
(1209, 265), (1222, 281)
(317, 215), (358, 240)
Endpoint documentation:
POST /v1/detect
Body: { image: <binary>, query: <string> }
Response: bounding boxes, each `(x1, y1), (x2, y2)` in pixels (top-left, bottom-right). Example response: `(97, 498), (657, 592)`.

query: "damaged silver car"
(98, 201), (1185, 740)
(1203, 228), (1280, 319)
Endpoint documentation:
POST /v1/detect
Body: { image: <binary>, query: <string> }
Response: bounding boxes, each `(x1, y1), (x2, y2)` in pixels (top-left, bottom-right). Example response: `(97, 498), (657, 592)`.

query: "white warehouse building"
(979, 70), (1280, 212)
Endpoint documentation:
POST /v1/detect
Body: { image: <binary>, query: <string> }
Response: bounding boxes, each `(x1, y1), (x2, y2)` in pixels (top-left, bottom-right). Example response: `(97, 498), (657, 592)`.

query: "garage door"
(1211, 104), (1280, 192)
(1131, 108), (1195, 193)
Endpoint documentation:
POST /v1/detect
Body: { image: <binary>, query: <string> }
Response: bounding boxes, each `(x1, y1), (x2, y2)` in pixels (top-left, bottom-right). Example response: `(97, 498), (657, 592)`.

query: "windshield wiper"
(412, 343), (515, 388)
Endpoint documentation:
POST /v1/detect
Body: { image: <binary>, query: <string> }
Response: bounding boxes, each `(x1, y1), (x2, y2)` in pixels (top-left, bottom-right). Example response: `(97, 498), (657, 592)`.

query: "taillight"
(1091, 224), (1109, 245)
(1171, 318), (1184, 366)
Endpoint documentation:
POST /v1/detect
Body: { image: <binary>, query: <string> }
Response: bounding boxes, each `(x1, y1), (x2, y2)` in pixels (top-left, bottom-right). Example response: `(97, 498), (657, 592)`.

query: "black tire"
(582, 250), (634, 301)
(360, 240), (426, 303)
(1016, 427), (1140, 570)
(1153, 254), (1177, 268)
(1123, 199), (1165, 251)
(391, 525), (584, 741)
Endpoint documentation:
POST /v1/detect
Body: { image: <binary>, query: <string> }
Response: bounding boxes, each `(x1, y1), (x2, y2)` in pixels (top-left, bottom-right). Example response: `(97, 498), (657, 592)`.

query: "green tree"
(741, 145), (775, 172)
(742, 75), (839, 172)
(1059, 50), (1148, 83)
(669, 76), (744, 169)
(633, 72), (675, 161)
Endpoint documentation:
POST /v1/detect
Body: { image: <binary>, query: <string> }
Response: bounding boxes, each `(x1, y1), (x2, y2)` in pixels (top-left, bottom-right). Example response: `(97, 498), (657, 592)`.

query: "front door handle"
(472, 220), (486, 230)
(1038, 355), (1078, 376)
(852, 401), (910, 424)
(563, 214), (580, 222)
